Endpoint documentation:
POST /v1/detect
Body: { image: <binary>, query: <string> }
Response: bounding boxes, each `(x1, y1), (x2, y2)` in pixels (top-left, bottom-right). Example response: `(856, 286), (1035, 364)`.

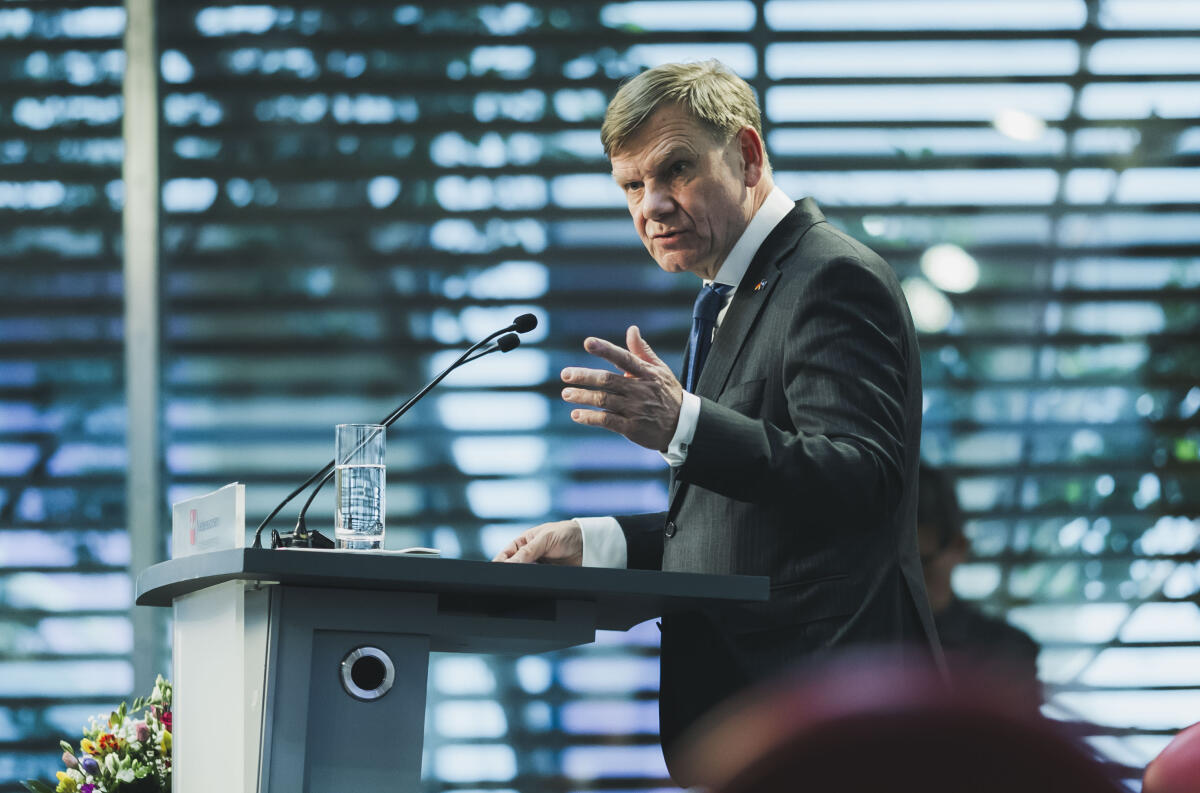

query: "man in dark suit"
(494, 60), (939, 781)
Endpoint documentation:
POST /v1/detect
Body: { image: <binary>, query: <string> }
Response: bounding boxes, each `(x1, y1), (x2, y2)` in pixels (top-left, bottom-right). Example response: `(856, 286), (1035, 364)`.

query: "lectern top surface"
(135, 548), (768, 632)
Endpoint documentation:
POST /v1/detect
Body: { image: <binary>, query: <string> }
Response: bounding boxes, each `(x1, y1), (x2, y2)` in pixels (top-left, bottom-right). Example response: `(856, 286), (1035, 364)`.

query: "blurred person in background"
(495, 60), (940, 783)
(918, 462), (1041, 705)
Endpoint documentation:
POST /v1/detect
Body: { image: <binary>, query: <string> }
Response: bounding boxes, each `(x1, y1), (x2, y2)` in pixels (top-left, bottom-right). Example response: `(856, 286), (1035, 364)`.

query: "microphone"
(462, 331), (520, 363)
(252, 317), (534, 549)
(281, 333), (524, 547)
(281, 332), (524, 547)
(512, 313), (537, 333)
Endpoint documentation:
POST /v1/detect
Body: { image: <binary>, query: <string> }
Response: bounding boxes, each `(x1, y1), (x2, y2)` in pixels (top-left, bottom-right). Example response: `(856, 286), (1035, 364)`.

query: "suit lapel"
(696, 199), (825, 399)
(667, 199), (826, 512)
(693, 260), (779, 399)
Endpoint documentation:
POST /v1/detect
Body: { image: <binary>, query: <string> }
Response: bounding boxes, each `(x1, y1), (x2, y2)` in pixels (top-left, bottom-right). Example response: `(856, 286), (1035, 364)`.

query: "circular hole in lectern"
(351, 654), (387, 691)
(340, 646), (395, 702)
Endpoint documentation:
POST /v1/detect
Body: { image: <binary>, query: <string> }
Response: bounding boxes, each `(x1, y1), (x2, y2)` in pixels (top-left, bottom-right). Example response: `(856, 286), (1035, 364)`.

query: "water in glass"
(335, 463), (385, 550)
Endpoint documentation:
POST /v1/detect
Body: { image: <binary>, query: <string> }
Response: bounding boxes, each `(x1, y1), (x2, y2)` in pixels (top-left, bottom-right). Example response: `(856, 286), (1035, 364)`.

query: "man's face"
(918, 523), (963, 614)
(609, 104), (753, 281)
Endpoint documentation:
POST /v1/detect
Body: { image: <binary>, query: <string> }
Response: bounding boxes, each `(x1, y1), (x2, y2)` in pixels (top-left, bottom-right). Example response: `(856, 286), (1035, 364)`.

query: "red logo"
(189, 509), (197, 545)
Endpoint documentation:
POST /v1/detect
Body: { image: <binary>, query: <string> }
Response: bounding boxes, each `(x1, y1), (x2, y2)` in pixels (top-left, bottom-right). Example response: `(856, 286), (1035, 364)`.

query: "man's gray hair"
(600, 60), (764, 159)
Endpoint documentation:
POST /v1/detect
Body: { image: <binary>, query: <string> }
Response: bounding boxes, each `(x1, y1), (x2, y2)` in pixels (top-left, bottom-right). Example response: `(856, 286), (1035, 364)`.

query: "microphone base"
(271, 528), (336, 549)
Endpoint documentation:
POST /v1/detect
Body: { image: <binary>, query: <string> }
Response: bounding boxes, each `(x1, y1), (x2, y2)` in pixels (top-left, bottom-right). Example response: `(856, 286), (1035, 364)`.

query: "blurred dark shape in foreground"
(676, 649), (1124, 793)
(1143, 720), (1200, 793)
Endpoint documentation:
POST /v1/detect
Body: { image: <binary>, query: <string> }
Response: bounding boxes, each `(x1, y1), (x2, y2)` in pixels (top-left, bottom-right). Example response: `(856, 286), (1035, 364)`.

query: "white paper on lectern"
(285, 546), (441, 556)
(171, 482), (245, 558)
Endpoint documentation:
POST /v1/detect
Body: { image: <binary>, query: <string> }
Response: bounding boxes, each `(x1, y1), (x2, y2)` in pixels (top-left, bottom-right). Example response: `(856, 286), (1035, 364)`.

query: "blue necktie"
(685, 282), (733, 393)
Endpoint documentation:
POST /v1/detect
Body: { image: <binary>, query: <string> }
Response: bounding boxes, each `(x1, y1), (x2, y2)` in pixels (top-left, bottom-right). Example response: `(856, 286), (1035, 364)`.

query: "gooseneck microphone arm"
(288, 332), (523, 541)
(250, 315), (536, 549)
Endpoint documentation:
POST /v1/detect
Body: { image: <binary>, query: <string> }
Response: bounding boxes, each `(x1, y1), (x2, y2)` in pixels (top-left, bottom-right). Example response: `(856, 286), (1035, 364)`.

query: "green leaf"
(21, 781), (57, 793)
(59, 740), (75, 756)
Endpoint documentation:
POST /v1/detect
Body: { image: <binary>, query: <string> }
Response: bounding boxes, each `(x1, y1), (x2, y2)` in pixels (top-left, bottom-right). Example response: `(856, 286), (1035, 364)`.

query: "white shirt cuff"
(575, 516), (628, 568)
(660, 390), (701, 467)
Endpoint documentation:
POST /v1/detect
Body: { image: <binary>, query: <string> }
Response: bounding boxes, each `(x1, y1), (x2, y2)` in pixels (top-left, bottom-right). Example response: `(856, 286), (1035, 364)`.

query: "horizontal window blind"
(0, 3), (131, 789)
(2, 1), (1197, 790)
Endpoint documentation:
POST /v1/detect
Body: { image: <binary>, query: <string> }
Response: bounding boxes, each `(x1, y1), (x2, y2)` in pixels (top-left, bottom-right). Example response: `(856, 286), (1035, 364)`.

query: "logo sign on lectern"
(171, 482), (246, 558)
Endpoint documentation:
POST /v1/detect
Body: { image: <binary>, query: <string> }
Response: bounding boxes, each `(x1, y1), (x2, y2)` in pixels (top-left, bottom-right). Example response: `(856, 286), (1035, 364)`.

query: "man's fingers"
(561, 366), (624, 390)
(570, 407), (628, 435)
(494, 528), (536, 562)
(495, 528), (539, 563)
(493, 541), (519, 562)
(560, 333), (663, 389)
(560, 330), (678, 450)
(582, 336), (649, 377)
(627, 325), (662, 365)
(562, 386), (624, 410)
(510, 531), (552, 563)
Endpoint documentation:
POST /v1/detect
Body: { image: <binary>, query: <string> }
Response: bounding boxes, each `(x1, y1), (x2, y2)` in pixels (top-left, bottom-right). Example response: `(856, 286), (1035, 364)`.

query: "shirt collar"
(709, 186), (794, 289)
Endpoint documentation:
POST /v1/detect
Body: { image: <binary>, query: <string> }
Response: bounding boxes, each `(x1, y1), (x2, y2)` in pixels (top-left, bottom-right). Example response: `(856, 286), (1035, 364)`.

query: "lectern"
(135, 548), (768, 792)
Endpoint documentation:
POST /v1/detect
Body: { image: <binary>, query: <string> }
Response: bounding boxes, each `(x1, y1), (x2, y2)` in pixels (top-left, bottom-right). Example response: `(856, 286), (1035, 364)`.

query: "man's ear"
(737, 126), (766, 187)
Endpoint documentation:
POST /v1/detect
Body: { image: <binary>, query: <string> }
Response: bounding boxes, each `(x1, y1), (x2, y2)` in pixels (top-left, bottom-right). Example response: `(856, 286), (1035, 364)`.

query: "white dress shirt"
(577, 186), (795, 568)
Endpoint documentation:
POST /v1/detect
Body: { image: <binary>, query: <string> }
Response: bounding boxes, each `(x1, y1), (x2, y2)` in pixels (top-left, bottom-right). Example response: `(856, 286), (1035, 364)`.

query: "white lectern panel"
(172, 580), (269, 793)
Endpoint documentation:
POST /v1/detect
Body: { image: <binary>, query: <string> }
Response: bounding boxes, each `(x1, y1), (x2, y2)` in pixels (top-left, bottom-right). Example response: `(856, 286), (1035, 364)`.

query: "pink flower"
(161, 710), (172, 731)
(135, 720), (150, 742)
(62, 752), (78, 769)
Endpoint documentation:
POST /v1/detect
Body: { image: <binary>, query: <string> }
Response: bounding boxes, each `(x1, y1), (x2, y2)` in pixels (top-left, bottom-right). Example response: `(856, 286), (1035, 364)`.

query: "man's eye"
(669, 161), (689, 175)
(625, 182), (643, 193)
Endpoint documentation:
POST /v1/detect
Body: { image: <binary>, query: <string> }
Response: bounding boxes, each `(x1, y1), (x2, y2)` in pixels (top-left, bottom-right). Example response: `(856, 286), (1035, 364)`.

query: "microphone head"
(497, 333), (521, 352)
(512, 313), (538, 333)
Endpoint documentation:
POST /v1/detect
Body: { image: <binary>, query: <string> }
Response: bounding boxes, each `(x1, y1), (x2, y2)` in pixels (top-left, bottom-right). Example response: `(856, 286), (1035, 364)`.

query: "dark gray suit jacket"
(616, 199), (939, 776)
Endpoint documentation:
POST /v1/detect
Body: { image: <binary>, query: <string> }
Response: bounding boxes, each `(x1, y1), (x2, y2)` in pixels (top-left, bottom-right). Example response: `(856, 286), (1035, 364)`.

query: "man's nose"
(641, 183), (674, 220)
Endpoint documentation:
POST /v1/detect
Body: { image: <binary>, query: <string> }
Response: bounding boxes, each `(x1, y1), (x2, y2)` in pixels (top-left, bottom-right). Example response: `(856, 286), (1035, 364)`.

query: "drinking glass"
(335, 423), (385, 550)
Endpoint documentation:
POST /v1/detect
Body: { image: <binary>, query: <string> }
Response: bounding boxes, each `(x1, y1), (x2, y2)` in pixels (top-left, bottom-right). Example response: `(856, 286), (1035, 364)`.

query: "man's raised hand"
(560, 325), (683, 451)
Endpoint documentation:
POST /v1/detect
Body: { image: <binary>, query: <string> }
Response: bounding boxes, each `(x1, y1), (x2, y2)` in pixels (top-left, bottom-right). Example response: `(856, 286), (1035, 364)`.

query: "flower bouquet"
(23, 675), (172, 793)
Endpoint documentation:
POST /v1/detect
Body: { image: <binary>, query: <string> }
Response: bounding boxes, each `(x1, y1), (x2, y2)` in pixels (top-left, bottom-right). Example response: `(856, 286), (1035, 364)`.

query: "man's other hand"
(492, 520), (583, 565)
(561, 325), (683, 451)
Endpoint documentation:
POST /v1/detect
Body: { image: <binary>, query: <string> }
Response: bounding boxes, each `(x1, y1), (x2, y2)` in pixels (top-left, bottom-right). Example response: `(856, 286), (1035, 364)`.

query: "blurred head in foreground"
(675, 650), (1123, 793)
(1143, 720), (1200, 793)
